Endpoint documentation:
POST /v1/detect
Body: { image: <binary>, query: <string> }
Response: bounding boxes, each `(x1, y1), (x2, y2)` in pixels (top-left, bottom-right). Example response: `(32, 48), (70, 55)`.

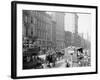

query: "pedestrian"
(65, 60), (70, 67)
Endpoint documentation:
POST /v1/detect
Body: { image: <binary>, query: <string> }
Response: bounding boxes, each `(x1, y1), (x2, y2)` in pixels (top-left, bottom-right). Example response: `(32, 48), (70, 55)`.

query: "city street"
(22, 10), (91, 70)
(54, 59), (66, 68)
(38, 54), (66, 68)
(42, 58), (66, 69)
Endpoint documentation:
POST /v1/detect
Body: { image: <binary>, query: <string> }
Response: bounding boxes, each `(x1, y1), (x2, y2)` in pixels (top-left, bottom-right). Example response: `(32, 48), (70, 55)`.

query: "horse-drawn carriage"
(45, 49), (65, 68)
(64, 46), (84, 67)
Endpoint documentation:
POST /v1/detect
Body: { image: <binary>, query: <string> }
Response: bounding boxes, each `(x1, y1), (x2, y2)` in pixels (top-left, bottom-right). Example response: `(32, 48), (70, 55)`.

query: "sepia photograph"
(11, 1), (97, 79)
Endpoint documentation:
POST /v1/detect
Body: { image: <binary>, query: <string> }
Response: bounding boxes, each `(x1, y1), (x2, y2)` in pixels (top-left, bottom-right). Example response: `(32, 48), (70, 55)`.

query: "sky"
(46, 12), (91, 40)
(65, 13), (91, 40)
(78, 14), (91, 39)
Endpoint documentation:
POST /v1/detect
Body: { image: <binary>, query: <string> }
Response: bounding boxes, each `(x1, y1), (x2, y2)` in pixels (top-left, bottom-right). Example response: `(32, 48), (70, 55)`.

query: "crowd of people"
(23, 45), (91, 69)
(23, 47), (65, 69)
(23, 38), (90, 69)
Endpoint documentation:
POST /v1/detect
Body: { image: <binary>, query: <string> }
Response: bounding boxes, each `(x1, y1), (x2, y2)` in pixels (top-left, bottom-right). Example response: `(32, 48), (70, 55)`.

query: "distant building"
(54, 12), (65, 49)
(51, 20), (56, 49)
(65, 13), (78, 34)
(65, 31), (73, 48)
(65, 13), (79, 47)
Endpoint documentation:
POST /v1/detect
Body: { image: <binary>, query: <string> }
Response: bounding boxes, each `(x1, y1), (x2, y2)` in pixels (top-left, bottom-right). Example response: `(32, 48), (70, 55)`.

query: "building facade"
(65, 13), (76, 33)
(54, 12), (65, 50)
(23, 10), (66, 51)
(23, 10), (53, 50)
(65, 13), (79, 47)
(51, 20), (56, 49)
(65, 31), (73, 48)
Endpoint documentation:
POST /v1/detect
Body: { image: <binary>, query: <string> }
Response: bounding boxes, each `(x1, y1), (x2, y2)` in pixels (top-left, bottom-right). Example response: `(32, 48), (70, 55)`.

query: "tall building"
(74, 13), (78, 34)
(65, 13), (79, 47)
(51, 20), (56, 49)
(65, 31), (73, 48)
(23, 10), (52, 49)
(65, 13), (78, 34)
(54, 12), (65, 49)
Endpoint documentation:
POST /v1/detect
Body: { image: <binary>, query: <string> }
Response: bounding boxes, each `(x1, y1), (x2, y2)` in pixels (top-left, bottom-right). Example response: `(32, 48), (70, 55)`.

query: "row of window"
(36, 30), (47, 40)
(24, 12), (51, 25)
(24, 15), (52, 32)
(23, 12), (53, 41)
(31, 11), (46, 20)
(24, 25), (52, 41)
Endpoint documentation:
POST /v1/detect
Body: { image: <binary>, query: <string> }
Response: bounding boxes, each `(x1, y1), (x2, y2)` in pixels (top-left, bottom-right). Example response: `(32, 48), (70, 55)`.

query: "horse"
(45, 52), (57, 68)
(56, 51), (64, 61)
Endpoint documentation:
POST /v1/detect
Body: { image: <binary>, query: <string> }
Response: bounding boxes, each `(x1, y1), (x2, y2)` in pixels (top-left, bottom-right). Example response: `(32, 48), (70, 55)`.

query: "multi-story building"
(65, 31), (73, 48)
(23, 10), (66, 51)
(65, 13), (79, 47)
(51, 20), (56, 49)
(23, 10), (52, 50)
(49, 13), (57, 49)
(54, 12), (65, 50)
(65, 13), (78, 34)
